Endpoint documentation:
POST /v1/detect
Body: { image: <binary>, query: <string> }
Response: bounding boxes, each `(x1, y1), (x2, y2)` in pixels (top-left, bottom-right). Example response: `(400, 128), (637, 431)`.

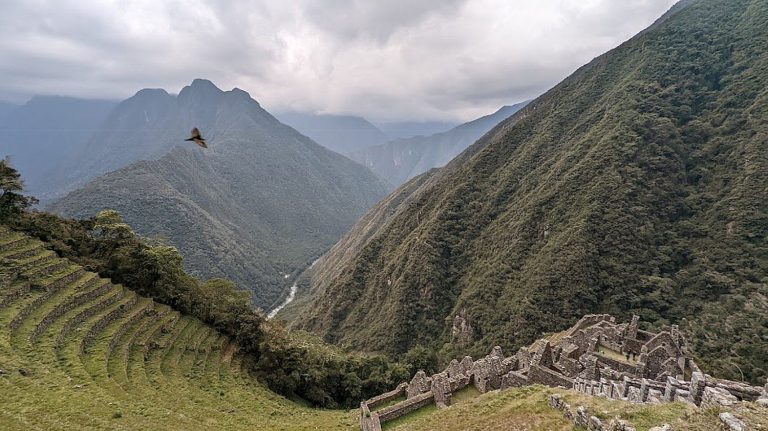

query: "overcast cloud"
(0, 0), (679, 121)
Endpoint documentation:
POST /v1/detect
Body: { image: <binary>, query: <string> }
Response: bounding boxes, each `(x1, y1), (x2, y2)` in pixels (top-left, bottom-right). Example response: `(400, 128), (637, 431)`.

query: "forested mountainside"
(295, 0), (768, 384)
(350, 102), (528, 187)
(49, 80), (389, 309)
(276, 112), (390, 156)
(0, 96), (117, 202)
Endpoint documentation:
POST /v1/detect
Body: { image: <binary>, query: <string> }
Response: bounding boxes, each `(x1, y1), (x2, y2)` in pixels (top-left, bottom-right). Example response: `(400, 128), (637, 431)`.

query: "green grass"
(381, 385), (745, 431)
(0, 230), (357, 430)
(0, 227), (746, 430)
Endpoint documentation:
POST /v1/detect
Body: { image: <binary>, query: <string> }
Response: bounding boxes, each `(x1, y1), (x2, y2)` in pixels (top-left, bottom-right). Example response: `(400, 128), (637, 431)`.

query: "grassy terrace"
(0, 227), (754, 430)
(382, 386), (764, 431)
(0, 227), (356, 430)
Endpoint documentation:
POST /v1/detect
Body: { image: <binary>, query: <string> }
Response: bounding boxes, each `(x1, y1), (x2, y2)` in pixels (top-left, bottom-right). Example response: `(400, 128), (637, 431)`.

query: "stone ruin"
(359, 314), (768, 431)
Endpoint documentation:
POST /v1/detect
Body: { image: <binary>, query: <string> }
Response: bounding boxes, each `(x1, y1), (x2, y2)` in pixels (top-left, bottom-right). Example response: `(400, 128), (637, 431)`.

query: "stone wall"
(367, 383), (407, 409)
(358, 314), (768, 430)
(377, 392), (435, 422)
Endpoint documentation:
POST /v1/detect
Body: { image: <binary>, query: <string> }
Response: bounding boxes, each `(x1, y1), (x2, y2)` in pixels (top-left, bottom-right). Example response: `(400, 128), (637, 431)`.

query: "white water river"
(267, 282), (298, 319)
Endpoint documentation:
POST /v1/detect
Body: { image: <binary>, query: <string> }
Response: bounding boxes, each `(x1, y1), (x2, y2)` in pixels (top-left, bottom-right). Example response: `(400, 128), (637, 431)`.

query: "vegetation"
(296, 0), (768, 385)
(349, 102), (528, 187)
(382, 385), (760, 431)
(46, 79), (389, 309)
(1, 159), (406, 408)
(0, 158), (37, 222)
(0, 223), (356, 430)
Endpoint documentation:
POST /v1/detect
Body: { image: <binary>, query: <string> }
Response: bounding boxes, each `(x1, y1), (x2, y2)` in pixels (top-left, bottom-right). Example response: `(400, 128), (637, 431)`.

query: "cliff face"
(295, 0), (768, 384)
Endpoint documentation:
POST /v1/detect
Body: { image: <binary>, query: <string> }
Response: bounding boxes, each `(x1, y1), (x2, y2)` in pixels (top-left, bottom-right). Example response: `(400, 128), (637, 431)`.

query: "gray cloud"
(0, 0), (679, 121)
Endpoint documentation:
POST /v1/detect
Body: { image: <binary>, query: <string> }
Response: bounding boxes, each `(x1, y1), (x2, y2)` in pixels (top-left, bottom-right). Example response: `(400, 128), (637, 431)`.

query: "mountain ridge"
(349, 102), (529, 186)
(49, 80), (390, 309)
(294, 0), (768, 384)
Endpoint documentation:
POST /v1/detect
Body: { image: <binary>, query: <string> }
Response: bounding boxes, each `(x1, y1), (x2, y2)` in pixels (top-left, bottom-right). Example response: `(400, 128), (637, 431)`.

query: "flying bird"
(185, 128), (208, 148)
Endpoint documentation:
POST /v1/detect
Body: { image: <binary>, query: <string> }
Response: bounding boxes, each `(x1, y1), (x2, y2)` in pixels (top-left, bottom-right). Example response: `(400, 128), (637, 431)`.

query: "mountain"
(294, 0), (768, 384)
(49, 79), (389, 309)
(275, 112), (389, 155)
(375, 120), (459, 140)
(0, 96), (117, 201)
(46, 87), (192, 200)
(350, 102), (528, 186)
(0, 100), (17, 120)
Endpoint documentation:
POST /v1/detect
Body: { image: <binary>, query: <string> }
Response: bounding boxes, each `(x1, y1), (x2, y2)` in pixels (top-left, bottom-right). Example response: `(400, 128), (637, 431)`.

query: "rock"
(702, 386), (739, 407)
(588, 416), (602, 430)
(607, 418), (636, 431)
(649, 425), (672, 431)
(719, 412), (747, 431)
(756, 397), (768, 408)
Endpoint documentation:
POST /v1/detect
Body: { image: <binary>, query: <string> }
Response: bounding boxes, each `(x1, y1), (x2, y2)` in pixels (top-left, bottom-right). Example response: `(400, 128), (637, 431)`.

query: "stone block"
(702, 387), (739, 408)
(719, 412), (747, 431)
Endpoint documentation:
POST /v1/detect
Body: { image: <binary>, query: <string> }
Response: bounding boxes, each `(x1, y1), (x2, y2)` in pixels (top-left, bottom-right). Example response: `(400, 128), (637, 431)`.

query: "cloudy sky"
(0, 0), (679, 122)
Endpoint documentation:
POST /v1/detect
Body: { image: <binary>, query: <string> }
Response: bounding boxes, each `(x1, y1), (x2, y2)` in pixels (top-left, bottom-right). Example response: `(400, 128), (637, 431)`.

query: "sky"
(0, 0), (679, 122)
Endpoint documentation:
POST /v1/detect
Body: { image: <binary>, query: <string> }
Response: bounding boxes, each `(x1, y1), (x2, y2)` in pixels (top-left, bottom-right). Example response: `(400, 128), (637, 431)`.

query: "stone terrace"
(359, 314), (768, 431)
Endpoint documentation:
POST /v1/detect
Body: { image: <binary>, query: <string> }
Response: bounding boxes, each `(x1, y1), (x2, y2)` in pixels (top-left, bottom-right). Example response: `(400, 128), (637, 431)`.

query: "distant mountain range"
(275, 112), (389, 155)
(0, 96), (118, 202)
(48, 79), (389, 309)
(375, 121), (458, 140)
(349, 102), (528, 186)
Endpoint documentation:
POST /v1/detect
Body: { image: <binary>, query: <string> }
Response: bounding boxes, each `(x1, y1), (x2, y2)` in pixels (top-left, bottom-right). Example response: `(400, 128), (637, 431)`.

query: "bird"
(185, 127), (208, 148)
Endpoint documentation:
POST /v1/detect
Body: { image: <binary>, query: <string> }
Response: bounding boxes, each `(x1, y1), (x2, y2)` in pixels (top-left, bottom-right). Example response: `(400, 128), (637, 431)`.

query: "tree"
(0, 158), (37, 222)
(93, 209), (135, 243)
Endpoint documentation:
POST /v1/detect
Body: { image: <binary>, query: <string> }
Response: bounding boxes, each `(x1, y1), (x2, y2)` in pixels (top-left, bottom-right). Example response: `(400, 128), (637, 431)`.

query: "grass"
(596, 345), (637, 365)
(0, 229), (751, 430)
(380, 385), (755, 431)
(0, 230), (358, 430)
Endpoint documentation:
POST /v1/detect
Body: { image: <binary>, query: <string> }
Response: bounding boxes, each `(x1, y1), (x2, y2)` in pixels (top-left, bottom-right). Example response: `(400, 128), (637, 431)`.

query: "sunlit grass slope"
(0, 226), (356, 430)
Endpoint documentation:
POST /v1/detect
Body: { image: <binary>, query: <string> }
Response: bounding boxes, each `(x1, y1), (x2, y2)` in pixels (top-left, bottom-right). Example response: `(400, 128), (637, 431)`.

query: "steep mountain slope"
(350, 102), (528, 186)
(49, 83), (219, 200)
(0, 96), (117, 201)
(296, 0), (768, 384)
(276, 112), (389, 156)
(49, 80), (389, 309)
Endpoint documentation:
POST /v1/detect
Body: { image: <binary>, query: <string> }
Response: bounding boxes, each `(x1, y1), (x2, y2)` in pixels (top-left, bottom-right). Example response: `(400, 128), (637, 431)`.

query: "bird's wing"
(191, 128), (201, 139)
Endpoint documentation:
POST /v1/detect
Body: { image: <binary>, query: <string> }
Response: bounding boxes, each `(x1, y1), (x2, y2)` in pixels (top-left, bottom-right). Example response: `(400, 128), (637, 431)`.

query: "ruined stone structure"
(359, 314), (768, 431)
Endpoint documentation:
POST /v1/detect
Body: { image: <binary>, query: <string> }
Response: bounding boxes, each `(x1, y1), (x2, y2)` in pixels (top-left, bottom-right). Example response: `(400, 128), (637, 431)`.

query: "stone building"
(359, 314), (767, 431)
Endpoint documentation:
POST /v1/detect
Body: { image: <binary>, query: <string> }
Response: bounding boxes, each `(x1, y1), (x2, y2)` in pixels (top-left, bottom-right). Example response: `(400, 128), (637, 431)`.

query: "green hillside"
(0, 225), (357, 430)
(0, 225), (737, 430)
(48, 80), (389, 310)
(295, 0), (768, 384)
(349, 103), (528, 187)
(0, 164), (751, 431)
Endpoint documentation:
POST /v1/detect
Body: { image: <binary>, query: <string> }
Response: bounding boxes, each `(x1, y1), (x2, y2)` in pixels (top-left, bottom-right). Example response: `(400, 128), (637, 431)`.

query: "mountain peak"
(132, 88), (170, 99)
(190, 78), (220, 90)
(178, 79), (224, 101)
